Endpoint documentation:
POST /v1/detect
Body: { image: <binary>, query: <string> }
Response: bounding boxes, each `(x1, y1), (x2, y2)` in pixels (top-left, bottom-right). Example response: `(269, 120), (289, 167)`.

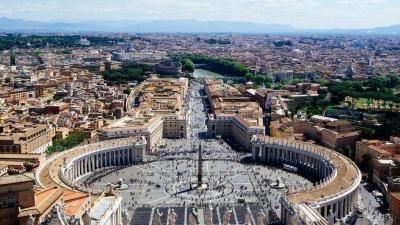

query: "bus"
(283, 164), (298, 173)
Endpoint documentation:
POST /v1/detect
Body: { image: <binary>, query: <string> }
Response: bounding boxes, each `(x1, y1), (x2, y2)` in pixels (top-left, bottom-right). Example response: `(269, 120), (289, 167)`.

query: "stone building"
(294, 116), (359, 151)
(0, 173), (35, 225)
(0, 124), (55, 154)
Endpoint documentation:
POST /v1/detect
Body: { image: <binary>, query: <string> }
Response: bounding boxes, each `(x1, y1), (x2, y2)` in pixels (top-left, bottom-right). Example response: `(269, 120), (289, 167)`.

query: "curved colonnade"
(251, 135), (361, 225)
(35, 137), (147, 192)
(36, 133), (361, 225)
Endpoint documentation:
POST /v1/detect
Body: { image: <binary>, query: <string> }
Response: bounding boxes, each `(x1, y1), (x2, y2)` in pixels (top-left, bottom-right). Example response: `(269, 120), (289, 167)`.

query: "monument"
(197, 143), (203, 187)
(245, 206), (252, 225)
(192, 143), (207, 191)
(152, 209), (163, 225)
(205, 205), (214, 225)
(223, 208), (232, 225)
(327, 210), (335, 225)
(256, 209), (265, 225)
(168, 209), (177, 225)
(189, 208), (199, 225)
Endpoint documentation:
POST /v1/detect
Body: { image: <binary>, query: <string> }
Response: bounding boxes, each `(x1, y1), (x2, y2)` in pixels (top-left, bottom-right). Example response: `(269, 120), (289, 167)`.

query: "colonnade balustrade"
(251, 135), (361, 225)
(36, 137), (147, 191)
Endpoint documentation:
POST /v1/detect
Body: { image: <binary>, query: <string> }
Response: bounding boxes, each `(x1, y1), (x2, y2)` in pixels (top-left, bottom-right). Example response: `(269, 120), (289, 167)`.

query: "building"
(355, 140), (399, 166)
(208, 114), (265, 150)
(269, 117), (294, 139)
(18, 186), (123, 225)
(0, 173), (35, 225)
(321, 120), (360, 150)
(205, 79), (265, 150)
(0, 153), (44, 176)
(0, 124), (55, 154)
(294, 116), (359, 151)
(373, 158), (397, 198)
(390, 192), (400, 225)
(155, 60), (182, 76)
(100, 77), (189, 151)
(99, 114), (163, 151)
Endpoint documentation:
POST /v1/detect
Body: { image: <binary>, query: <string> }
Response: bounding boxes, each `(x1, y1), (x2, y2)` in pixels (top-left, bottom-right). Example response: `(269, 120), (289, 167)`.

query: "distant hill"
(0, 17), (399, 35)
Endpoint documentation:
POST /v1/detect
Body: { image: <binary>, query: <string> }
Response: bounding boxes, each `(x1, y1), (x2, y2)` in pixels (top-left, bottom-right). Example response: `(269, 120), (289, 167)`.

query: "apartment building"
(205, 79), (265, 150)
(355, 140), (399, 165)
(294, 116), (359, 150)
(0, 124), (55, 154)
(100, 76), (189, 152)
(99, 114), (163, 152)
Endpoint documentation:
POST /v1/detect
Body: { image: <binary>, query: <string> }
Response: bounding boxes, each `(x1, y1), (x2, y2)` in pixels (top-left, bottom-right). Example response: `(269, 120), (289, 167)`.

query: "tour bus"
(283, 164), (298, 173)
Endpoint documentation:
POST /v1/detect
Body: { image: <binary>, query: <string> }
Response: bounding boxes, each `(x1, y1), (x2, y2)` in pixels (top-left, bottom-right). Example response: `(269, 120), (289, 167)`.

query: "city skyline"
(1, 0), (400, 29)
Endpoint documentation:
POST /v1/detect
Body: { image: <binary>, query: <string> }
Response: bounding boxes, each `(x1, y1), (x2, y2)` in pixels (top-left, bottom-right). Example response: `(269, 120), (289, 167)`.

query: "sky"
(0, 0), (400, 29)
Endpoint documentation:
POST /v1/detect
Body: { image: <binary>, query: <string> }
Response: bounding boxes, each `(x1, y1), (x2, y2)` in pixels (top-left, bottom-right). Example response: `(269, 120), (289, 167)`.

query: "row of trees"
(0, 34), (124, 50)
(245, 73), (273, 88)
(181, 59), (195, 72)
(103, 63), (154, 83)
(328, 75), (400, 103)
(173, 54), (249, 77)
(46, 132), (86, 154)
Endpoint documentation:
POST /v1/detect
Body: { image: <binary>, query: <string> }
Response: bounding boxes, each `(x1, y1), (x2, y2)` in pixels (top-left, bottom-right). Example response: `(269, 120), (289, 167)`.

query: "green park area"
(0, 34), (123, 50)
(328, 75), (400, 104)
(175, 53), (273, 87)
(102, 63), (154, 83)
(46, 131), (86, 154)
(341, 96), (400, 112)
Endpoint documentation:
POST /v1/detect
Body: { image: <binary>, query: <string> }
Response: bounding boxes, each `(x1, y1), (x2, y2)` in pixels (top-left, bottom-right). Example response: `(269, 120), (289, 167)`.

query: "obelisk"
(197, 144), (203, 187)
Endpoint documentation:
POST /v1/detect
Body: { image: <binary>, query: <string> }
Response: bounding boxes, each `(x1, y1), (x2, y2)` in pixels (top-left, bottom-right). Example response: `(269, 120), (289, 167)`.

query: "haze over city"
(1, 0), (400, 29)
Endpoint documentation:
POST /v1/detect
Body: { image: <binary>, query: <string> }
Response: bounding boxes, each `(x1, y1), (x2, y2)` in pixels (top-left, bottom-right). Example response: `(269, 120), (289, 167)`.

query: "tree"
(173, 54), (249, 77)
(103, 63), (153, 83)
(123, 88), (132, 95)
(290, 79), (304, 85)
(46, 131), (86, 154)
(316, 78), (329, 86)
(181, 59), (195, 72)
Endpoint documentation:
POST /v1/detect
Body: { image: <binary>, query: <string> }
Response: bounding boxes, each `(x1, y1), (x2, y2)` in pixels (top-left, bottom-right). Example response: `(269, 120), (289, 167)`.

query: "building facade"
(0, 124), (55, 154)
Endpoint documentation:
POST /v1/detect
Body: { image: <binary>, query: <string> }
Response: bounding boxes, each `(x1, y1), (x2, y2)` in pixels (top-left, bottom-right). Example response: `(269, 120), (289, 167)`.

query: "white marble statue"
(384, 214), (394, 225)
(244, 206), (252, 225)
(168, 209), (177, 225)
(26, 214), (35, 225)
(122, 210), (129, 225)
(256, 209), (265, 225)
(223, 208), (232, 225)
(205, 205), (214, 225)
(152, 209), (163, 225)
(327, 210), (335, 225)
(189, 208), (198, 225)
(82, 209), (91, 225)
(290, 212), (299, 225)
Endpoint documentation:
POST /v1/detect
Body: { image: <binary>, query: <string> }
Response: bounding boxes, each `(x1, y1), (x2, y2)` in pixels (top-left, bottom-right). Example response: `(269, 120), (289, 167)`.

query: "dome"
(292, 49), (303, 54)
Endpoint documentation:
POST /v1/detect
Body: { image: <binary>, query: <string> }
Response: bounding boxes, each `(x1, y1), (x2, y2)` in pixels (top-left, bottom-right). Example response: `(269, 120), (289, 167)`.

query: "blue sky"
(1, 0), (399, 29)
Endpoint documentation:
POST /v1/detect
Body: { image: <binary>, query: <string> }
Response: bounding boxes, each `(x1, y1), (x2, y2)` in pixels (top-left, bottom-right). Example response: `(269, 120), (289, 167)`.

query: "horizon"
(0, 0), (400, 30)
(1, 17), (400, 31)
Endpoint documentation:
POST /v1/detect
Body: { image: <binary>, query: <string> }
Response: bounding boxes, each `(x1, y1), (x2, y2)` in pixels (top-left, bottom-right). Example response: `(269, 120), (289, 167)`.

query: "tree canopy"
(173, 54), (249, 77)
(0, 34), (123, 50)
(328, 75), (400, 103)
(103, 63), (154, 83)
(46, 131), (86, 154)
(181, 59), (195, 72)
